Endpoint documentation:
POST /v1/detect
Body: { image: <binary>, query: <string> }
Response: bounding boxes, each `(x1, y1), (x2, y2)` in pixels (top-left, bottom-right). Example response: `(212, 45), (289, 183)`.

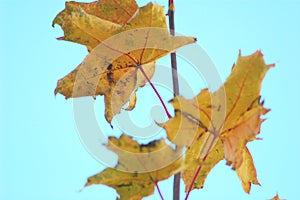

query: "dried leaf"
(85, 134), (188, 200)
(163, 51), (274, 193)
(221, 101), (269, 169)
(53, 2), (196, 122)
(235, 147), (260, 193)
(52, 0), (138, 51)
(86, 168), (155, 200)
(106, 134), (185, 173)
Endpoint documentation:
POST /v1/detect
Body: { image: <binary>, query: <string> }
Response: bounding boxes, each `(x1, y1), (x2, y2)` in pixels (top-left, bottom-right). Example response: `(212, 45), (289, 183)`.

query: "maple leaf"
(163, 51), (274, 192)
(53, 2), (196, 122)
(85, 134), (190, 200)
(52, 0), (138, 51)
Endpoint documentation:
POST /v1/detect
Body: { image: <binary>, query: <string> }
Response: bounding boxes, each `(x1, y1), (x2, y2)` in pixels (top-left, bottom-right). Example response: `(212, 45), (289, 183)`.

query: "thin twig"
(139, 66), (172, 118)
(168, 0), (179, 96)
(173, 172), (181, 200)
(168, 1), (181, 200)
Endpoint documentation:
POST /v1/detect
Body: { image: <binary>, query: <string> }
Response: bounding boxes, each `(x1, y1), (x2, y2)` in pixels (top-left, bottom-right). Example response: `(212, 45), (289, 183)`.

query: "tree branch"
(168, 0), (179, 96)
(168, 1), (181, 200)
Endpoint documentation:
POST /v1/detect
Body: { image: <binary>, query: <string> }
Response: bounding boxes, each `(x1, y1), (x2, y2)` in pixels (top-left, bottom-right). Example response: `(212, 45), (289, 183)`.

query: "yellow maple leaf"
(52, 0), (138, 51)
(105, 134), (184, 173)
(163, 51), (274, 193)
(85, 134), (190, 200)
(53, 2), (196, 122)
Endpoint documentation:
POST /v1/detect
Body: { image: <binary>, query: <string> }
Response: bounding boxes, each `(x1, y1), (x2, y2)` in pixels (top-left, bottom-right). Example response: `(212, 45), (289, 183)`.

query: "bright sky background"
(1, 0), (300, 199)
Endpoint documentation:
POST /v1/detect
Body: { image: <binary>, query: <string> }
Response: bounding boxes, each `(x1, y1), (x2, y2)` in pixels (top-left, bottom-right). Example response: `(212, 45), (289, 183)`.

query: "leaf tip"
(54, 88), (58, 96)
(56, 36), (64, 41)
(231, 62), (236, 70)
(268, 63), (276, 69)
(257, 50), (264, 56)
(238, 49), (242, 56)
(257, 181), (262, 187)
(155, 121), (165, 128)
(84, 177), (94, 188)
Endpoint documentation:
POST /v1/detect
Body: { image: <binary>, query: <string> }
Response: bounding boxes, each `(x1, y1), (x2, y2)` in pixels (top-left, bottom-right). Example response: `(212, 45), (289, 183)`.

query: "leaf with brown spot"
(53, 2), (196, 123)
(105, 134), (190, 173)
(85, 134), (190, 200)
(52, 0), (138, 51)
(163, 51), (274, 193)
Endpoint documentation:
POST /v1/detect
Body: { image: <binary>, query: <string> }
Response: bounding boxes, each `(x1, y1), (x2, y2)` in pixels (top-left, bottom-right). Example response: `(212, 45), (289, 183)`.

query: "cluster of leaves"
(53, 0), (274, 199)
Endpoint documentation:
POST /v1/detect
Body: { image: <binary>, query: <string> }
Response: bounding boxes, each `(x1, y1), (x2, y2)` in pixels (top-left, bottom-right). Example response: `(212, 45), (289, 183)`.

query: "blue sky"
(1, 0), (300, 199)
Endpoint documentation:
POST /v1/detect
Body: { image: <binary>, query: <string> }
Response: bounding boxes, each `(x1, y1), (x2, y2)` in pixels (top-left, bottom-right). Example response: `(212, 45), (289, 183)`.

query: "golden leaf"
(85, 134), (189, 200)
(53, 2), (196, 122)
(163, 51), (274, 193)
(52, 0), (138, 51)
(235, 147), (260, 193)
(221, 101), (269, 169)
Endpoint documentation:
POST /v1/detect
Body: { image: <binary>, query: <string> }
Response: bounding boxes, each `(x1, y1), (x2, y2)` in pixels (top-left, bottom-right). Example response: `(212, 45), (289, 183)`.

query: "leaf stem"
(138, 66), (172, 119)
(184, 135), (218, 200)
(168, 1), (181, 200)
(155, 181), (165, 200)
